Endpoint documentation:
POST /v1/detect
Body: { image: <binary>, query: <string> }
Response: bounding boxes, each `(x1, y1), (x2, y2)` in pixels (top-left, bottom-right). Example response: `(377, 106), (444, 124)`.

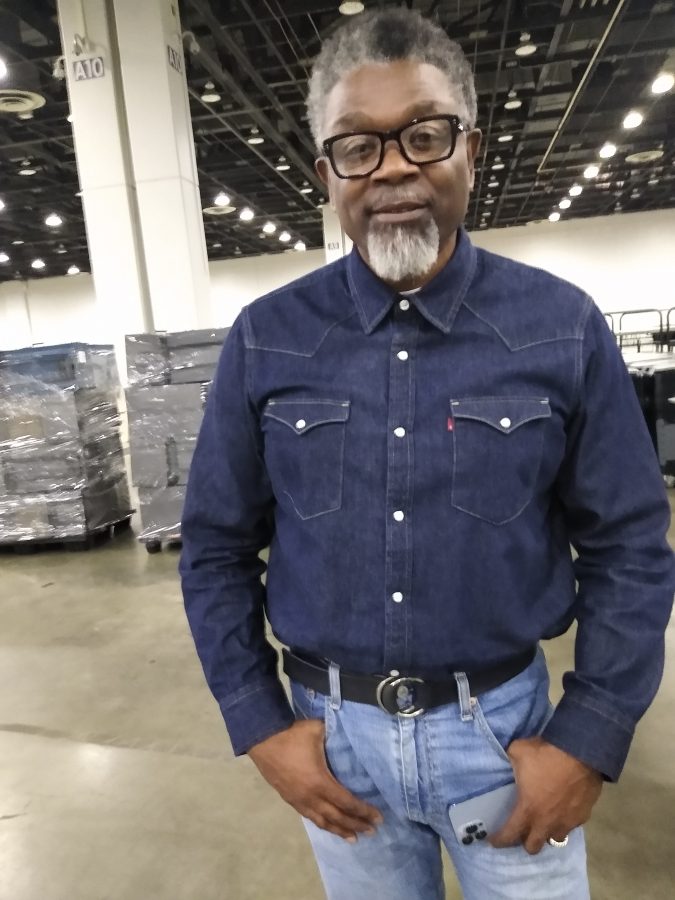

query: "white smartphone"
(448, 781), (518, 846)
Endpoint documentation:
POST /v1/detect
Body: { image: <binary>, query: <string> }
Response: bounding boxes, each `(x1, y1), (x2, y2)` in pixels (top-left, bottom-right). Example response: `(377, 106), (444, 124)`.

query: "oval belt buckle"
(376, 675), (426, 717)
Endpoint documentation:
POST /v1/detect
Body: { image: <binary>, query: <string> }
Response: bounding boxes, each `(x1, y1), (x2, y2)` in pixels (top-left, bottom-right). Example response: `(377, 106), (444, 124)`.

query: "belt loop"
(454, 671), (474, 721)
(328, 662), (342, 711)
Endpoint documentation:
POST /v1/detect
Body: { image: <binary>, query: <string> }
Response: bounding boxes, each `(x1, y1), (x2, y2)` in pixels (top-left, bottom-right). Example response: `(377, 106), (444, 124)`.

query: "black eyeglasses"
(322, 114), (466, 179)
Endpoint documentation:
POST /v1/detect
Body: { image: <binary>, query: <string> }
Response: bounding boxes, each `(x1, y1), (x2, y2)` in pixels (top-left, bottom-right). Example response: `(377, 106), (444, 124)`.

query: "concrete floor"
(0, 505), (674, 900)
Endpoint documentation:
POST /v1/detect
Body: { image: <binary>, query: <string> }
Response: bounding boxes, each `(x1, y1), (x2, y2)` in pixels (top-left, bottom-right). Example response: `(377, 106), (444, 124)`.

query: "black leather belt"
(282, 646), (537, 718)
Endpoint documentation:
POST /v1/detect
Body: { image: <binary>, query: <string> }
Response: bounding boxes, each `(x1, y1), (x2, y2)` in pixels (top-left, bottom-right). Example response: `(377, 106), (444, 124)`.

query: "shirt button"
(399, 299), (410, 311)
(296, 419), (307, 430)
(393, 510), (405, 522)
(397, 350), (409, 361)
(394, 427), (406, 438)
(500, 417), (511, 429)
(392, 592), (404, 603)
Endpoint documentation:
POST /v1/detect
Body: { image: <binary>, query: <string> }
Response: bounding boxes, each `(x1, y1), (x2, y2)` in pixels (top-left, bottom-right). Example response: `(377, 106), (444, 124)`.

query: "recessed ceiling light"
(11, 240), (23, 245)
(247, 127), (264, 145)
(648, 177), (659, 186)
(651, 72), (674, 94)
(623, 110), (643, 129)
(234, 246), (242, 255)
(497, 134), (513, 142)
(300, 186), (313, 194)
(55, 244), (67, 254)
(479, 221), (488, 228)
(559, 198), (572, 209)
(67, 113), (73, 123)
(18, 166), (36, 176)
(67, 264), (80, 275)
(279, 231), (291, 242)
(239, 207), (254, 221)
(488, 180), (499, 188)
(31, 258), (46, 269)
(214, 192), (230, 207)
(484, 198), (495, 205)
(0, 58), (7, 80)
(584, 165), (600, 179)
(504, 89), (522, 110)
(294, 241), (306, 251)
(549, 211), (561, 222)
(599, 142), (617, 159)
(211, 242), (222, 249)
(515, 32), (537, 57)
(276, 156), (290, 171)
(0, 252), (9, 263)
(492, 157), (505, 170)
(339, 1), (365, 14)
(201, 81), (221, 103)
(0, 198), (5, 212)
(569, 185), (583, 197)
(45, 213), (63, 227)
(625, 149), (664, 164)
(262, 221), (276, 234)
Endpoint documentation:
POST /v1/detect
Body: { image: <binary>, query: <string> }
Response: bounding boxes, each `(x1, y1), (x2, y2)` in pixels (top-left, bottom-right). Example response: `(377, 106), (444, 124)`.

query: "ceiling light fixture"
(599, 142), (617, 159)
(31, 258), (46, 270)
(0, 198), (5, 212)
(294, 241), (306, 251)
(625, 149), (663, 164)
(651, 72), (674, 94)
(584, 165), (600, 179)
(276, 156), (290, 171)
(623, 110), (643, 129)
(492, 156), (505, 170)
(279, 231), (291, 242)
(300, 182), (313, 194)
(201, 81), (221, 103)
(239, 207), (254, 221)
(247, 127), (264, 145)
(214, 192), (231, 207)
(515, 32), (537, 57)
(648, 177), (659, 186)
(569, 184), (583, 197)
(19, 164), (36, 175)
(497, 134), (513, 142)
(67, 265), (80, 275)
(504, 89), (522, 110)
(45, 213), (63, 227)
(262, 221), (276, 234)
(339, 1), (365, 14)
(55, 244), (67, 254)
(0, 58), (7, 80)
(11, 240), (23, 245)
(67, 113), (73, 123)
(548, 211), (561, 223)
(0, 252), (9, 263)
(559, 198), (572, 209)
(488, 180), (499, 188)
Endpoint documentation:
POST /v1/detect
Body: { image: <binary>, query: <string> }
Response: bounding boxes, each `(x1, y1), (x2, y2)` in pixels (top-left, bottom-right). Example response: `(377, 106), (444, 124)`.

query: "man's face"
(316, 60), (481, 283)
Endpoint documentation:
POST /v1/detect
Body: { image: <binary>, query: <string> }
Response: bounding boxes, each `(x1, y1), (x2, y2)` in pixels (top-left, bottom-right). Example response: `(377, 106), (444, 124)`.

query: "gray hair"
(307, 8), (477, 151)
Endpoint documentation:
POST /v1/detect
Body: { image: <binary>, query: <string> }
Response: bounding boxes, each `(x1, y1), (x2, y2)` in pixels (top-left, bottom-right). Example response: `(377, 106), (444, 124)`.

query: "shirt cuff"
(219, 679), (296, 757)
(541, 692), (634, 782)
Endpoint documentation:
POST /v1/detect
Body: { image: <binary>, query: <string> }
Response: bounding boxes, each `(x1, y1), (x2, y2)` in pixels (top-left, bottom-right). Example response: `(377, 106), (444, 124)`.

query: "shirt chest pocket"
(262, 399), (351, 521)
(450, 397), (552, 526)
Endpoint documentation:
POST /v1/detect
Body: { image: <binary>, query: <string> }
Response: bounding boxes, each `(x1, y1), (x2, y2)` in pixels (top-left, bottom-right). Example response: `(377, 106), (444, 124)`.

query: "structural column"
(322, 204), (353, 263)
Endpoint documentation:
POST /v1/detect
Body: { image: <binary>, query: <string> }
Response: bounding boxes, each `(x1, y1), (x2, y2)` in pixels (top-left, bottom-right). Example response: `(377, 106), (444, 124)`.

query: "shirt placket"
(383, 296), (419, 671)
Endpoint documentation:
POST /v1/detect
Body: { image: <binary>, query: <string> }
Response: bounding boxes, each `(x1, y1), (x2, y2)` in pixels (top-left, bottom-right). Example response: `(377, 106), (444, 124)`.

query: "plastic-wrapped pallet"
(166, 328), (230, 384)
(0, 343), (132, 545)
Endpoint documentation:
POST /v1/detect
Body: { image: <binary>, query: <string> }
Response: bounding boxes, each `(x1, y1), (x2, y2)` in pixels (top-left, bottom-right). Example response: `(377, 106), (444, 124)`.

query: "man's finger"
(489, 802), (529, 848)
(322, 774), (384, 826)
(523, 828), (548, 856)
(305, 809), (357, 842)
(314, 800), (379, 837)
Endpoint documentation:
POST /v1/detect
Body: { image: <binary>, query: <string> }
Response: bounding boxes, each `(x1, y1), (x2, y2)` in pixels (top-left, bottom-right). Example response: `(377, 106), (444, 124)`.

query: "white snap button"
(296, 419), (306, 429)
(393, 510), (405, 522)
(392, 592), (404, 603)
(399, 299), (410, 311)
(397, 350), (409, 361)
(500, 417), (511, 429)
(394, 427), (406, 438)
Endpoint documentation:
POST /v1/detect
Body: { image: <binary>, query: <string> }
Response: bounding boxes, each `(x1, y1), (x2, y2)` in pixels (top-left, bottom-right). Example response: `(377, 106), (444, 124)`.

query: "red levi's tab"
(447, 417), (454, 431)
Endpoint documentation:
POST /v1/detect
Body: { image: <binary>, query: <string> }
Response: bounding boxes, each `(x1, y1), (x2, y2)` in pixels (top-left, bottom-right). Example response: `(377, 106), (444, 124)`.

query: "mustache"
(368, 190), (429, 210)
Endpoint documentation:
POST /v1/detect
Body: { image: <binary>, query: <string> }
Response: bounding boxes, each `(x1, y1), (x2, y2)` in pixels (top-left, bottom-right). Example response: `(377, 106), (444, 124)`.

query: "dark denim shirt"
(180, 227), (674, 781)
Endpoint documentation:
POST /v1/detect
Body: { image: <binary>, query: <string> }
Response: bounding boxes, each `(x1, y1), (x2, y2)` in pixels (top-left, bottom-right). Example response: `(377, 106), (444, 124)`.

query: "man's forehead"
(323, 60), (462, 133)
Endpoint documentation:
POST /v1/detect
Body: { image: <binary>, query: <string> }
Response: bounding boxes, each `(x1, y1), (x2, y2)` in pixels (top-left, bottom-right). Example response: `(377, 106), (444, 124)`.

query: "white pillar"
(322, 204), (353, 263)
(0, 281), (32, 349)
(112, 0), (211, 332)
(56, 0), (154, 380)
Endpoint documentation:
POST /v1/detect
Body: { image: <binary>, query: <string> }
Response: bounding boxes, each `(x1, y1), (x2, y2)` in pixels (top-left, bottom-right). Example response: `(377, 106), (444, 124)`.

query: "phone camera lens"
(462, 835), (474, 845)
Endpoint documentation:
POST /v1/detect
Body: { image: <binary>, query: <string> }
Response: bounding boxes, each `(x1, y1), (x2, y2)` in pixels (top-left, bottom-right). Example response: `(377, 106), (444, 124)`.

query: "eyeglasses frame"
(321, 114), (467, 180)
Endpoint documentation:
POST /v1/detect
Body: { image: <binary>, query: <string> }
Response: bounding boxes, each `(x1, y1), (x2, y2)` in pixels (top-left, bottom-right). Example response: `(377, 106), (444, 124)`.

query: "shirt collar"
(346, 225), (477, 335)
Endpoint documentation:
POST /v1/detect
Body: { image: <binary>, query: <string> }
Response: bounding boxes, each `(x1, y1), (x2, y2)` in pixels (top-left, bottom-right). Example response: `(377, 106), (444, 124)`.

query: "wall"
(1, 209), (673, 350)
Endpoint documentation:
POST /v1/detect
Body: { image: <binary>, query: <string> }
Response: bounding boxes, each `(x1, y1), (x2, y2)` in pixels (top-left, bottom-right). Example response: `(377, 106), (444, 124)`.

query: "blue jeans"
(290, 648), (590, 900)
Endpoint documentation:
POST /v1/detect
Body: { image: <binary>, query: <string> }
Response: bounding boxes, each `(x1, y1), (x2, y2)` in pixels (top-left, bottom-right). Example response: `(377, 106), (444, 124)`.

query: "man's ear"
(466, 129), (482, 191)
(315, 157), (337, 209)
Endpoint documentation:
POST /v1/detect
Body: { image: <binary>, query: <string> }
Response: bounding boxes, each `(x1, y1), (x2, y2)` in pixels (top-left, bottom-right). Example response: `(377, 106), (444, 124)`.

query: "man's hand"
(490, 736), (603, 855)
(248, 720), (384, 842)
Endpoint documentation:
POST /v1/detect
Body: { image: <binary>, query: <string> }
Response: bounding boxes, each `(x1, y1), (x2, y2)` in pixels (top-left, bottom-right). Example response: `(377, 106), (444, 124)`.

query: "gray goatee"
(366, 219), (440, 283)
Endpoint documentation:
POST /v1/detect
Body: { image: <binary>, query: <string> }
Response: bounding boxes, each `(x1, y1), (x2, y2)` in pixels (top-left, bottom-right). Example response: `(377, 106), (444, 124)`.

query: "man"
(180, 9), (674, 899)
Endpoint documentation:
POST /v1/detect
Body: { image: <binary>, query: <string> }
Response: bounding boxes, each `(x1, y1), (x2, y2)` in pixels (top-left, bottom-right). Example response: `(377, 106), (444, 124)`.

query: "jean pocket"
(450, 396), (551, 525)
(290, 680), (321, 720)
(262, 398), (350, 520)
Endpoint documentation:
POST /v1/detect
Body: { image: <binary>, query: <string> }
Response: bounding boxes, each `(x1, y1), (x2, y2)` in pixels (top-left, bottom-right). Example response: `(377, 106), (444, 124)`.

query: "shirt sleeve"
(179, 311), (295, 756)
(541, 300), (675, 781)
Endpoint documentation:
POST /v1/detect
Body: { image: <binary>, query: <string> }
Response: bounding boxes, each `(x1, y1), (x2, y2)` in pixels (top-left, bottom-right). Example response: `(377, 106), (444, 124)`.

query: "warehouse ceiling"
(0, 0), (673, 281)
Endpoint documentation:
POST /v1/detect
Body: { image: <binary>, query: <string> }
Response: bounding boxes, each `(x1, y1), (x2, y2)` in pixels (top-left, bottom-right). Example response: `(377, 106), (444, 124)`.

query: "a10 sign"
(73, 57), (105, 81)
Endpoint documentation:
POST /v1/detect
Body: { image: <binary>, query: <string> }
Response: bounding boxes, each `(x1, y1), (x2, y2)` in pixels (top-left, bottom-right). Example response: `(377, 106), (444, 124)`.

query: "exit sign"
(73, 57), (104, 81)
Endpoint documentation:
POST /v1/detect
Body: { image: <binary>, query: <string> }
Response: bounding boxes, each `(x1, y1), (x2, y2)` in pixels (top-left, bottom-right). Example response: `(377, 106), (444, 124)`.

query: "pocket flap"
(450, 397), (551, 434)
(263, 399), (351, 435)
